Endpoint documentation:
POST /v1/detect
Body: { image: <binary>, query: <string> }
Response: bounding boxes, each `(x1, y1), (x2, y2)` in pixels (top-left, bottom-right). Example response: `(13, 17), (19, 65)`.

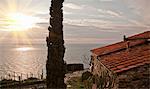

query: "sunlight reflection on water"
(15, 47), (34, 51)
(0, 44), (101, 80)
(0, 46), (46, 79)
(12, 47), (42, 79)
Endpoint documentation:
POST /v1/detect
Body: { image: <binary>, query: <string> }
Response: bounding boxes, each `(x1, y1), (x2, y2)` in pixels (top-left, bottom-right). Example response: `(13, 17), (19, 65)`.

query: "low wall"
(67, 64), (84, 72)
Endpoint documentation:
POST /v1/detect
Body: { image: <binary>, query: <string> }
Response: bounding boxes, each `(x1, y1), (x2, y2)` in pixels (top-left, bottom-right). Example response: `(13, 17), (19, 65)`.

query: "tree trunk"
(46, 0), (66, 88)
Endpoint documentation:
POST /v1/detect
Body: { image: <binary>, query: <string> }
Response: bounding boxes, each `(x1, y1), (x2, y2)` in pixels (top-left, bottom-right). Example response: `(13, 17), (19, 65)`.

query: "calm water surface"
(0, 44), (104, 79)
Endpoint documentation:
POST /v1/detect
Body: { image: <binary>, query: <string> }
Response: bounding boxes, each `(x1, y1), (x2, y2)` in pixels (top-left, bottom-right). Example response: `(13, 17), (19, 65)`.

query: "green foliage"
(95, 76), (105, 89)
(81, 71), (92, 82)
(66, 77), (85, 89)
(81, 71), (93, 89)
(81, 71), (116, 89)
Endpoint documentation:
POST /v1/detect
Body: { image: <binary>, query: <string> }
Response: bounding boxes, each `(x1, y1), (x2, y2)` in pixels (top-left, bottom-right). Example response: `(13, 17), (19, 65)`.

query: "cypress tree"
(46, 0), (66, 88)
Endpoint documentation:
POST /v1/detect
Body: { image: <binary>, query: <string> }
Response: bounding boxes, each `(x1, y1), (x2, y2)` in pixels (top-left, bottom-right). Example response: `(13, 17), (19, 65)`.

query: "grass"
(66, 76), (85, 89)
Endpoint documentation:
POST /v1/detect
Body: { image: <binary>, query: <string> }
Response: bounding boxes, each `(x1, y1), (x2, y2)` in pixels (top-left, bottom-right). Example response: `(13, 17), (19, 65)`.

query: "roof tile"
(91, 31), (150, 56)
(92, 31), (150, 73)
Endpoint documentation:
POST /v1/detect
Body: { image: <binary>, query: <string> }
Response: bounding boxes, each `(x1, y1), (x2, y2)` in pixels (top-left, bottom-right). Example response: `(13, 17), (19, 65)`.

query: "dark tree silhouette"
(46, 0), (66, 88)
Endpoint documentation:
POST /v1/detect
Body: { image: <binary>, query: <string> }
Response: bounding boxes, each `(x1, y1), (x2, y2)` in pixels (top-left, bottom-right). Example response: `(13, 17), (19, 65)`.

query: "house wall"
(117, 64), (150, 89)
(92, 57), (149, 89)
(91, 58), (117, 89)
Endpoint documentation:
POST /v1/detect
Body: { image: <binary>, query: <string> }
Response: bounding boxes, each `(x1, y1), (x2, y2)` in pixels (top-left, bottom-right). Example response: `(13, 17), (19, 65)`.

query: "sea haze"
(0, 44), (105, 79)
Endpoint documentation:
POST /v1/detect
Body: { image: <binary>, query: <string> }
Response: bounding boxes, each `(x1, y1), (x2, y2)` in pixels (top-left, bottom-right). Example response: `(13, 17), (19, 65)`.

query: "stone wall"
(117, 64), (150, 89)
(92, 59), (117, 89)
(92, 58), (149, 89)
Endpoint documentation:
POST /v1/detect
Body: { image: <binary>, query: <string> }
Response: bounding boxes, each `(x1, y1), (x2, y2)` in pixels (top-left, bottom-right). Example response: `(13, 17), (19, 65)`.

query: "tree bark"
(46, 0), (66, 88)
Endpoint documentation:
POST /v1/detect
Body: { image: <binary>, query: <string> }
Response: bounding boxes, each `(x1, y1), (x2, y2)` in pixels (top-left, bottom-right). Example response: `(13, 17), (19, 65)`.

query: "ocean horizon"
(0, 43), (105, 79)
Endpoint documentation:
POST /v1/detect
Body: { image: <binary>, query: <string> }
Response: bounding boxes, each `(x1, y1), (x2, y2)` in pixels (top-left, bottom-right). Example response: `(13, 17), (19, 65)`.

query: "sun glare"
(6, 13), (38, 31)
(16, 47), (34, 51)
(0, 0), (42, 46)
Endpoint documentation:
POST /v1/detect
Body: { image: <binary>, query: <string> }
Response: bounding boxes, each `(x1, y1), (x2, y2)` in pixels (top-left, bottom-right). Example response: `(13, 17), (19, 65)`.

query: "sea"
(0, 44), (104, 79)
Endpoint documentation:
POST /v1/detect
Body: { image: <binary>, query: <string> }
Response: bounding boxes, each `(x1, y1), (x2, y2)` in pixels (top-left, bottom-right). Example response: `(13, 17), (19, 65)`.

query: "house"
(90, 31), (150, 89)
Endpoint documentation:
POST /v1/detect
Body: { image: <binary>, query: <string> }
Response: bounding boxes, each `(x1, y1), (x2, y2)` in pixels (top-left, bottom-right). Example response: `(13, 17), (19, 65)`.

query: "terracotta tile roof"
(91, 31), (150, 73)
(128, 31), (150, 39)
(91, 31), (150, 56)
(100, 44), (150, 73)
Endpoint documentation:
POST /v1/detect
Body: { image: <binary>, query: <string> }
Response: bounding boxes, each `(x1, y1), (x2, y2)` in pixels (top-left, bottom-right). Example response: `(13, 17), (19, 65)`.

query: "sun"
(6, 12), (38, 31)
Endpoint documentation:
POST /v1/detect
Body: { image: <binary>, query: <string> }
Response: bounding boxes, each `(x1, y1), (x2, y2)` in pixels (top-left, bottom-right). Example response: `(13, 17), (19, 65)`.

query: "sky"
(0, 0), (149, 45)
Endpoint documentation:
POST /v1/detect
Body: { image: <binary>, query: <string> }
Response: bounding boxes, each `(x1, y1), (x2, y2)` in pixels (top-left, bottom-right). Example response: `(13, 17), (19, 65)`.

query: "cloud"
(63, 23), (121, 44)
(35, 13), (49, 18)
(99, 0), (114, 2)
(124, 0), (150, 25)
(64, 3), (83, 10)
(64, 11), (73, 15)
(106, 10), (121, 17)
(0, 0), (149, 45)
(98, 9), (122, 17)
(36, 22), (48, 28)
(64, 17), (149, 35)
(65, 37), (115, 44)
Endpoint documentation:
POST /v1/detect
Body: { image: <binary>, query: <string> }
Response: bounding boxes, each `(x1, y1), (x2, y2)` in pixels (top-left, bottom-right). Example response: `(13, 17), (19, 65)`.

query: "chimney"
(127, 41), (130, 48)
(126, 41), (130, 49)
(123, 35), (127, 41)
